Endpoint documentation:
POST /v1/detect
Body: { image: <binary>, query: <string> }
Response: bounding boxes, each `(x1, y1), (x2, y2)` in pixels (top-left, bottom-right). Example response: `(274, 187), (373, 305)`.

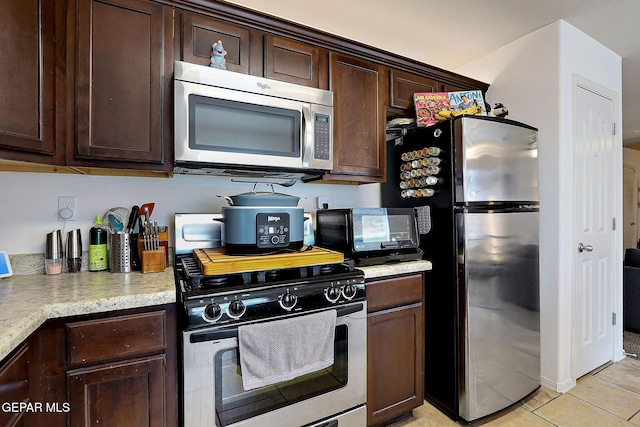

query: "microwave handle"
(301, 103), (313, 167)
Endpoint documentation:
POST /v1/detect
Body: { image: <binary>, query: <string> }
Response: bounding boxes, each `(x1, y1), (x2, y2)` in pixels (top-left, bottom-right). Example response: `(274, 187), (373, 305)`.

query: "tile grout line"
(591, 373), (640, 396)
(628, 408), (640, 423)
(521, 392), (563, 413)
(564, 389), (638, 423)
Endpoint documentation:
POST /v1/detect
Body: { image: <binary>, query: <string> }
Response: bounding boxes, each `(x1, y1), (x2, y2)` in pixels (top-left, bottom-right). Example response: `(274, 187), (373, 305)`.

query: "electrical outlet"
(316, 196), (332, 209)
(58, 196), (77, 221)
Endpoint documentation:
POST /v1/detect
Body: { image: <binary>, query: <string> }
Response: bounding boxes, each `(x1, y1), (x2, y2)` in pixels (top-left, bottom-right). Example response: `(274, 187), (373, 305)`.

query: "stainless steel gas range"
(174, 213), (367, 427)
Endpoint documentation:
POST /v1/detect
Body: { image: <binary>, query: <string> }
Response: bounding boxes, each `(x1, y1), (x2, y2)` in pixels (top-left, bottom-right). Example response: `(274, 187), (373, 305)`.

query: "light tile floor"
(391, 357), (640, 427)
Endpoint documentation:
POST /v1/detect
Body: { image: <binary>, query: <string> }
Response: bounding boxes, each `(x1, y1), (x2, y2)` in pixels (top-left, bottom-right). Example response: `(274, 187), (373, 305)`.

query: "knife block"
(137, 228), (169, 268)
(141, 248), (165, 273)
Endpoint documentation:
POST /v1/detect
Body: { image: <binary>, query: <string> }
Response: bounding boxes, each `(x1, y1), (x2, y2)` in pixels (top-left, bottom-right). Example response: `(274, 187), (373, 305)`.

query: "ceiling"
(224, 0), (640, 146)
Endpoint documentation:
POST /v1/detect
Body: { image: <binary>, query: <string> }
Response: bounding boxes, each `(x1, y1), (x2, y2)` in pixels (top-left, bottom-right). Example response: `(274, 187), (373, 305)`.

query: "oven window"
(189, 95), (301, 157)
(215, 325), (348, 426)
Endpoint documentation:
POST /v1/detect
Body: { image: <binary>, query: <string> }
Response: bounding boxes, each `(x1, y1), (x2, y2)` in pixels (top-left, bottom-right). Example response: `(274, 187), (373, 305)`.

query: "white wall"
(0, 172), (380, 258)
(623, 147), (640, 176)
(624, 147), (640, 240)
(457, 20), (623, 391)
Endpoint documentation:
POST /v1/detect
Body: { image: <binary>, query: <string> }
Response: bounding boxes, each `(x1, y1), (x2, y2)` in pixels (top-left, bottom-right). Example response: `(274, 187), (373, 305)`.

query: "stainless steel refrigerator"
(380, 116), (541, 422)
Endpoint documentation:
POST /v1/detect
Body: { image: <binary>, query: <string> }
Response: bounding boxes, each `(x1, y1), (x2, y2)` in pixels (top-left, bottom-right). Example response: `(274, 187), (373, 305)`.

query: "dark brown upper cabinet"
(389, 69), (439, 115)
(264, 35), (329, 89)
(326, 52), (388, 183)
(178, 10), (252, 73)
(70, 0), (173, 171)
(0, 0), (65, 165)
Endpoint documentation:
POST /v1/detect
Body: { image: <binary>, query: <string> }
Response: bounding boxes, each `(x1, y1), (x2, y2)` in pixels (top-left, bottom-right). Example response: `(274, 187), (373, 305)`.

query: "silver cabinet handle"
(578, 243), (593, 253)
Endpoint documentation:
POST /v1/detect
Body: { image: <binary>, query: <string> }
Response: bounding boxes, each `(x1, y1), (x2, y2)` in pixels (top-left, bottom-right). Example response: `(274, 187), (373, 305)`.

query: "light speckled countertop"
(0, 260), (432, 362)
(0, 269), (176, 361)
(359, 260), (432, 280)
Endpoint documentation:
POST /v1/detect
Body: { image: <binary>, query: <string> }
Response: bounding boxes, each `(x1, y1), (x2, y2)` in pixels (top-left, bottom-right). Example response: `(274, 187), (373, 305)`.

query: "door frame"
(571, 74), (624, 382)
(623, 164), (638, 250)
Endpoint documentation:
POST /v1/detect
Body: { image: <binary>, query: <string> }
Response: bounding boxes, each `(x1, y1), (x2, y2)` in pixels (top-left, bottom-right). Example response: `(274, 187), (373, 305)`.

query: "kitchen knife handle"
(126, 206), (139, 233)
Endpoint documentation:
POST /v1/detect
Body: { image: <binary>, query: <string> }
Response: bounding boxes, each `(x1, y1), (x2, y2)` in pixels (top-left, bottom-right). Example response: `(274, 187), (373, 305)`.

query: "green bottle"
(89, 216), (108, 271)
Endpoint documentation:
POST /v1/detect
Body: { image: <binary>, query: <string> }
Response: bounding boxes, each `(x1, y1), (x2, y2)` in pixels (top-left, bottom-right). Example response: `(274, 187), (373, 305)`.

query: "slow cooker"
(218, 185), (306, 255)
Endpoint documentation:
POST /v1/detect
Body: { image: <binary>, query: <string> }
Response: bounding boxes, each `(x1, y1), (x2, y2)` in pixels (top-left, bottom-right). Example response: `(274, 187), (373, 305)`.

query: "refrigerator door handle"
(578, 243), (594, 253)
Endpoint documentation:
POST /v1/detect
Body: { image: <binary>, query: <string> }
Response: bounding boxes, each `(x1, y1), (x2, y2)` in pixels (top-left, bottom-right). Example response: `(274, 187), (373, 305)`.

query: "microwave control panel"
(313, 114), (331, 160)
(256, 213), (290, 248)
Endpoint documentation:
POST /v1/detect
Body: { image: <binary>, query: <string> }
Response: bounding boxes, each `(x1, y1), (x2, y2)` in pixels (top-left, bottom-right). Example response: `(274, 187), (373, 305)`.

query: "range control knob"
(279, 291), (298, 311)
(203, 303), (222, 322)
(342, 284), (358, 300)
(325, 286), (341, 303)
(227, 299), (246, 319)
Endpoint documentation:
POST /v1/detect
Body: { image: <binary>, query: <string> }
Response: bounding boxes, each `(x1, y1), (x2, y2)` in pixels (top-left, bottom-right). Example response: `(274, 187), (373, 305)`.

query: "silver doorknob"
(578, 243), (593, 253)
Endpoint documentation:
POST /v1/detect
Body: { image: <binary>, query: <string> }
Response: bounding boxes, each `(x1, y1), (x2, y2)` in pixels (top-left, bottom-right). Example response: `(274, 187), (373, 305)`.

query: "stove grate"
(177, 255), (355, 291)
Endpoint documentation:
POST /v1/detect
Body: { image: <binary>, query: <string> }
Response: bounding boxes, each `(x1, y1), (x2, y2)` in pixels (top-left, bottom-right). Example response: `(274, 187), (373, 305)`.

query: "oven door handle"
(190, 303), (364, 343)
(315, 421), (338, 427)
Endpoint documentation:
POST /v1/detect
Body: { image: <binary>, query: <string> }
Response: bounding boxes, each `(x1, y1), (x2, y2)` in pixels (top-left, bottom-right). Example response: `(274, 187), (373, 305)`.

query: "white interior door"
(573, 83), (615, 378)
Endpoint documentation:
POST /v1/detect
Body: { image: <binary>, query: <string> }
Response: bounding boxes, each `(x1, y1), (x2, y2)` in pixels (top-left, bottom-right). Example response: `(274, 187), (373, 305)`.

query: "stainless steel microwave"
(174, 61), (333, 178)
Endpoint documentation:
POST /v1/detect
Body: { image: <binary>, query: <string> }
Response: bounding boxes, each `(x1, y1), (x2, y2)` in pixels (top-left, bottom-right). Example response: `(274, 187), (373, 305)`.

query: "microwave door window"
(189, 95), (301, 157)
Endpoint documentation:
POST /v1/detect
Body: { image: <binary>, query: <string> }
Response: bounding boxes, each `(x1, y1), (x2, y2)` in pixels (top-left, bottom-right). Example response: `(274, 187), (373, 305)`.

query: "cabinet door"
(67, 355), (166, 427)
(73, 0), (171, 169)
(179, 11), (251, 73)
(390, 69), (439, 112)
(367, 304), (424, 426)
(0, 0), (63, 164)
(0, 345), (29, 427)
(264, 35), (328, 89)
(328, 53), (387, 182)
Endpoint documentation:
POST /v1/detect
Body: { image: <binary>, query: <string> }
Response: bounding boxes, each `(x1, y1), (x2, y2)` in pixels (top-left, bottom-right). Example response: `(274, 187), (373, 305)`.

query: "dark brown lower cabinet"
(67, 355), (166, 427)
(366, 274), (424, 427)
(0, 344), (30, 427)
(11, 304), (177, 427)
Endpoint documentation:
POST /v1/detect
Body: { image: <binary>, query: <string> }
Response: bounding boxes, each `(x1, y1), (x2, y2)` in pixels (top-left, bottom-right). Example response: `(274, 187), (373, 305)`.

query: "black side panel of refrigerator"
(380, 122), (461, 419)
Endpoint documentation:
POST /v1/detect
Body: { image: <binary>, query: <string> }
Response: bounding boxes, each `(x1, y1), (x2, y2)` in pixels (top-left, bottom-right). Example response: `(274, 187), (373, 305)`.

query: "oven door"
(182, 302), (367, 427)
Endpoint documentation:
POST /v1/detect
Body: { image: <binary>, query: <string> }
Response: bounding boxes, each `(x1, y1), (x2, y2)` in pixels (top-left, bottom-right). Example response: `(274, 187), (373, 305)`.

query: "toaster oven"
(315, 208), (423, 266)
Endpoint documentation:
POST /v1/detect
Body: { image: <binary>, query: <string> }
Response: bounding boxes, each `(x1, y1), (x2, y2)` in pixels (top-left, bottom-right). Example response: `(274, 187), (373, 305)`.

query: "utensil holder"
(110, 232), (134, 273)
(141, 248), (166, 273)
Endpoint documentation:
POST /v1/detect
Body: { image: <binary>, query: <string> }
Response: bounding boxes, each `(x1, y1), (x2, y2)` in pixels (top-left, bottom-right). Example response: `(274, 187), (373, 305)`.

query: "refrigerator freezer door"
(455, 117), (538, 204)
(457, 209), (540, 421)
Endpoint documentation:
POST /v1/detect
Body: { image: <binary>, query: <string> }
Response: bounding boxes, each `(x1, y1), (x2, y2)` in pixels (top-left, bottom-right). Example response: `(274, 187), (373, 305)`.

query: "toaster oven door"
(351, 208), (420, 252)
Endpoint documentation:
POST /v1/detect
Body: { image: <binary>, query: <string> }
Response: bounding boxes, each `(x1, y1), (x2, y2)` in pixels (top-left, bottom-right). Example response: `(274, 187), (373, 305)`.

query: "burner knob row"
(202, 300), (246, 322)
(324, 284), (358, 303)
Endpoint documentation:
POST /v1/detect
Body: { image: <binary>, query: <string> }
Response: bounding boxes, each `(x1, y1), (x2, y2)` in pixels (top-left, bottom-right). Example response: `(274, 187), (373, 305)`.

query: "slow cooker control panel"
(256, 212), (290, 248)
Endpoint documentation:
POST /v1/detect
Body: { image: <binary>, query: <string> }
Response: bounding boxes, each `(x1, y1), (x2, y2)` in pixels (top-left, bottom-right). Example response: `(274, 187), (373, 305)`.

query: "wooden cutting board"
(193, 246), (345, 276)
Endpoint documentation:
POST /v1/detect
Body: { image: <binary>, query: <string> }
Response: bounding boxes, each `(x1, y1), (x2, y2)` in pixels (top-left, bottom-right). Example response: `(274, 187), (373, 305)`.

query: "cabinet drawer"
(67, 311), (166, 365)
(366, 274), (423, 312)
